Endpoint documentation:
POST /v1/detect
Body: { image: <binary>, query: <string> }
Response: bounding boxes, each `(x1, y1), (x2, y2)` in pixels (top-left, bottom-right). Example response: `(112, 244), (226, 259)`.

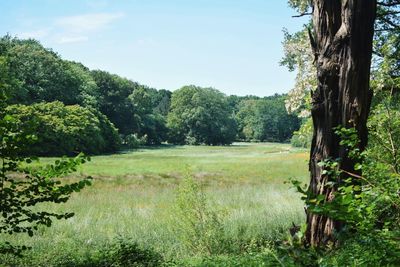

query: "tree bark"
(307, 0), (377, 246)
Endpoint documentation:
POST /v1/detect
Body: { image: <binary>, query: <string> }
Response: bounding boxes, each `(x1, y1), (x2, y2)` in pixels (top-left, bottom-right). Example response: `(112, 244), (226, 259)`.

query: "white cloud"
(14, 12), (124, 44)
(57, 36), (89, 44)
(55, 12), (124, 33)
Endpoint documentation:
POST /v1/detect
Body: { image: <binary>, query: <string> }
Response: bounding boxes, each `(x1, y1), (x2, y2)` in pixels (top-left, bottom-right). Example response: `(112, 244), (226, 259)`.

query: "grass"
(0, 142), (309, 266)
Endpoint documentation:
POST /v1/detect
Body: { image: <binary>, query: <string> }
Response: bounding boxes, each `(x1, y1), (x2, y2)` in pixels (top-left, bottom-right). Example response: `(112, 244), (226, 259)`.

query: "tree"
(91, 70), (140, 136)
(148, 89), (172, 117)
(0, 36), (103, 108)
(236, 95), (300, 142)
(129, 86), (169, 144)
(167, 85), (237, 145)
(305, 1), (377, 246)
(2, 38), (76, 105)
(66, 61), (101, 108)
(91, 70), (169, 144)
(281, 26), (316, 118)
(0, 65), (91, 255)
(373, 2), (400, 93)
(6, 102), (120, 156)
(368, 94), (400, 174)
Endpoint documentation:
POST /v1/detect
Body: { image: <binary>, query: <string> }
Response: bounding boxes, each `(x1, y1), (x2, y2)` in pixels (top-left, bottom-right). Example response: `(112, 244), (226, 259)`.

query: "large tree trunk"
(306, 0), (377, 246)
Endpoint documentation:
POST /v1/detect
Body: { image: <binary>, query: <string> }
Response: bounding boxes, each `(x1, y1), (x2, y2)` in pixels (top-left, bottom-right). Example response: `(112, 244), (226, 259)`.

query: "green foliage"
(5, 101), (120, 156)
(1, 34), (305, 151)
(129, 87), (169, 144)
(98, 238), (164, 267)
(66, 61), (101, 108)
(151, 89), (172, 116)
(0, 237), (165, 266)
(277, 234), (323, 267)
(287, 0), (311, 14)
(0, 106), (92, 255)
(368, 94), (400, 173)
(91, 70), (168, 144)
(291, 118), (312, 148)
(0, 56), (19, 105)
(288, 126), (400, 266)
(91, 70), (142, 136)
(373, 1), (400, 93)
(304, 127), (399, 232)
(0, 35), (169, 152)
(226, 95), (241, 115)
(0, 36), (96, 106)
(173, 174), (225, 255)
(140, 113), (168, 145)
(281, 25), (315, 117)
(184, 243), (284, 267)
(320, 234), (400, 267)
(123, 133), (148, 149)
(167, 85), (236, 145)
(236, 95), (300, 142)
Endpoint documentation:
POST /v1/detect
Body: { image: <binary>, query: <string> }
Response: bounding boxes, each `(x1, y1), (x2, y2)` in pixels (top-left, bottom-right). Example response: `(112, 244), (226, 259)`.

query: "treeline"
(1, 35), (300, 155)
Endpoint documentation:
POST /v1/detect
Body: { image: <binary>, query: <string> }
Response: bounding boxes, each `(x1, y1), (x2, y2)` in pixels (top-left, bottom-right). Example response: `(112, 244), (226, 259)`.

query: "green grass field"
(1, 143), (309, 266)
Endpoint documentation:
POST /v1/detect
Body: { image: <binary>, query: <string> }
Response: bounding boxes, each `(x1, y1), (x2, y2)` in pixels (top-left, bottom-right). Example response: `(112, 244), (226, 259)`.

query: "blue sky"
(1, 0), (308, 96)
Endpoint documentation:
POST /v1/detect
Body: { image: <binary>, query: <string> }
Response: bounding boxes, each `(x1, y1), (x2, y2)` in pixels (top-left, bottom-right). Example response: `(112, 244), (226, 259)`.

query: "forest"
(0, 35), (301, 156)
(1, 0), (400, 266)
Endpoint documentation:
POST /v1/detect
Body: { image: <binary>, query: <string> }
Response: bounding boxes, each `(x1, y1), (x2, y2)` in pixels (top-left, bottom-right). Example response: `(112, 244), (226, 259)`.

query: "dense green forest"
(0, 35), (300, 156)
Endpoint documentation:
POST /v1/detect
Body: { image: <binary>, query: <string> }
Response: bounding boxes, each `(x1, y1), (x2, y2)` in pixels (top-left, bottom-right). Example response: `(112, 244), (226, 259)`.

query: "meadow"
(1, 143), (309, 266)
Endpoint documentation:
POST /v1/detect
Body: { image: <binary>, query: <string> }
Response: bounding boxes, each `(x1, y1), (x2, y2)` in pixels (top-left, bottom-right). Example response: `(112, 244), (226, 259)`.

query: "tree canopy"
(236, 94), (300, 142)
(6, 101), (120, 156)
(167, 85), (237, 145)
(0, 34), (302, 155)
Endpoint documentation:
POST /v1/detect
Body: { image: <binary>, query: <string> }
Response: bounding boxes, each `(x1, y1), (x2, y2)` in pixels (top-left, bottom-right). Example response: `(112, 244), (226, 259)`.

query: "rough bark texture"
(307, 0), (377, 246)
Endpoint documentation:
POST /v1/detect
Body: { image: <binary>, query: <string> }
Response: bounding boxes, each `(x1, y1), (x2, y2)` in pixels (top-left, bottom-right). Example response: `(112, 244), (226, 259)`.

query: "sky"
(0, 0), (308, 97)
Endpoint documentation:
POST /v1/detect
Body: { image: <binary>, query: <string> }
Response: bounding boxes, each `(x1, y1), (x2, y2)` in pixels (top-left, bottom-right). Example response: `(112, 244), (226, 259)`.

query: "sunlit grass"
(1, 143), (309, 266)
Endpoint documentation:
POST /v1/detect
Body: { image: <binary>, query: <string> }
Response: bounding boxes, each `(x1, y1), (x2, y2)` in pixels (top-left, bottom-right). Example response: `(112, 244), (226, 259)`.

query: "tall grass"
(0, 143), (308, 266)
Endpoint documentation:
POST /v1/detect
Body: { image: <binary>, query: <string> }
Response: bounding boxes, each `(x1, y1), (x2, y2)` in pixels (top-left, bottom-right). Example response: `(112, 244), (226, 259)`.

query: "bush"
(173, 175), (226, 255)
(98, 238), (164, 267)
(175, 240), (284, 267)
(0, 238), (164, 267)
(5, 101), (120, 156)
(123, 133), (148, 149)
(321, 233), (400, 266)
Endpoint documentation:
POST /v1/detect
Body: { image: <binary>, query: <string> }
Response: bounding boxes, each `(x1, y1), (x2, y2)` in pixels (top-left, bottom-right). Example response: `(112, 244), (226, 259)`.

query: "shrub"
(98, 238), (164, 267)
(123, 133), (148, 149)
(176, 241), (284, 267)
(320, 234), (400, 266)
(173, 175), (226, 255)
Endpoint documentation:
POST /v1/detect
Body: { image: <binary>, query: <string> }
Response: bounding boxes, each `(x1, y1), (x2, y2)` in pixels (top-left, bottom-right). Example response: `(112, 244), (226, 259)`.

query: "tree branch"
(292, 12), (312, 18)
